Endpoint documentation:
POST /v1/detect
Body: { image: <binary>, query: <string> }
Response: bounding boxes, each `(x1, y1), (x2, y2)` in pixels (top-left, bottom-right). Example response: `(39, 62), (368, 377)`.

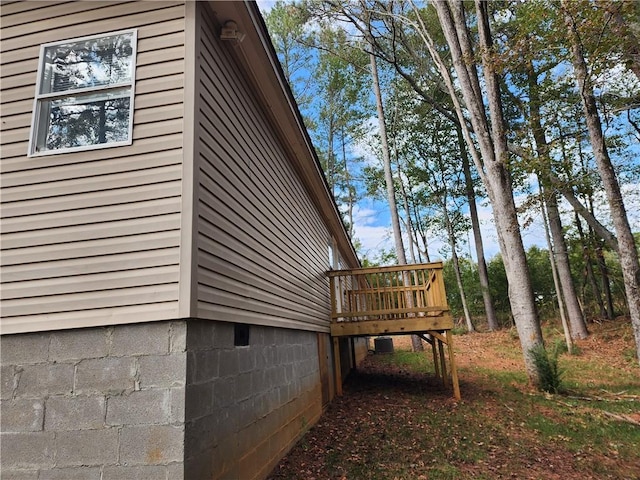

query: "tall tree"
(432, 142), (476, 333)
(524, 59), (589, 339)
(456, 124), (498, 330)
(315, 0), (500, 330)
(540, 188), (574, 352)
(264, 0), (314, 108)
(423, 1), (543, 381)
(266, 3), (368, 242)
(562, 0), (640, 364)
(369, 46), (424, 352)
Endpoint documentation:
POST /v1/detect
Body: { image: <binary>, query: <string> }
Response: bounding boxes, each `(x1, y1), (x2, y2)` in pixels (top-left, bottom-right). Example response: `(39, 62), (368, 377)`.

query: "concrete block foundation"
(1, 320), (333, 480)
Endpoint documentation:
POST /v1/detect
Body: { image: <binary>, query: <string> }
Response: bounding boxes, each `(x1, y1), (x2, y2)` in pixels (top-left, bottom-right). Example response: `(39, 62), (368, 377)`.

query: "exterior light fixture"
(220, 20), (245, 43)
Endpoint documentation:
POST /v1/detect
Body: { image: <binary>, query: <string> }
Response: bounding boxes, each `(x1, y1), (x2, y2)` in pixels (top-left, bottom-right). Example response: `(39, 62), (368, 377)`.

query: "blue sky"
(258, 0), (640, 265)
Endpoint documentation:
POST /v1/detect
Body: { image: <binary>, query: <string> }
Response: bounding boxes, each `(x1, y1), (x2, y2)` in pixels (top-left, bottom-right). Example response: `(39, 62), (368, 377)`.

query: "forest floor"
(267, 317), (640, 480)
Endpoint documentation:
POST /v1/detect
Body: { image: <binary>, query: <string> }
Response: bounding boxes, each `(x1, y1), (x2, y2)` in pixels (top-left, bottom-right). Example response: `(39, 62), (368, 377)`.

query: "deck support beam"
(332, 336), (342, 396)
(430, 336), (441, 379)
(438, 336), (448, 388)
(446, 330), (461, 400)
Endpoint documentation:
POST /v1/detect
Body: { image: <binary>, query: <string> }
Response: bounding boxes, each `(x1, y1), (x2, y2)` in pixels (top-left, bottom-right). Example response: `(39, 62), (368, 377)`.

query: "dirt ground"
(267, 319), (640, 480)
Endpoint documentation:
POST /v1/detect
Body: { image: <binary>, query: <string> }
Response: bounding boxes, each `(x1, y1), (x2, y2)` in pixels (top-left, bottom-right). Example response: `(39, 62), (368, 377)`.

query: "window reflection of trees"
(41, 34), (133, 94)
(34, 31), (135, 153)
(45, 96), (130, 150)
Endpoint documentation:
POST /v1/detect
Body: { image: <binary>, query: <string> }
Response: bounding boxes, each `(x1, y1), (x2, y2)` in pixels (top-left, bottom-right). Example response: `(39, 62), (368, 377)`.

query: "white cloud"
(350, 117), (380, 167)
(354, 223), (394, 253)
(350, 203), (393, 253)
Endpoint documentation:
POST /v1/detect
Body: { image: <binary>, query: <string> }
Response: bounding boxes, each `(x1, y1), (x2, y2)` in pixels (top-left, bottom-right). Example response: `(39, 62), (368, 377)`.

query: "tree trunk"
(396, 162), (417, 264)
(456, 123), (498, 330)
(98, 102), (107, 144)
(370, 52), (405, 265)
(589, 192), (615, 320)
(526, 59), (588, 339)
(412, 202), (431, 263)
(431, 1), (543, 382)
(444, 206), (475, 333)
(596, 243), (615, 320)
(341, 127), (356, 239)
(546, 189), (589, 338)
(554, 179), (619, 252)
(564, 1), (640, 365)
(575, 213), (607, 319)
(327, 117), (336, 196)
(541, 190), (574, 353)
(370, 49), (423, 352)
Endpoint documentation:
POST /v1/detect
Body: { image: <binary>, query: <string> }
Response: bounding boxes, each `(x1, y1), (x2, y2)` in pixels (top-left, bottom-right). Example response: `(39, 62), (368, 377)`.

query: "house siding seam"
(195, 3), (334, 332)
(0, 1), (188, 334)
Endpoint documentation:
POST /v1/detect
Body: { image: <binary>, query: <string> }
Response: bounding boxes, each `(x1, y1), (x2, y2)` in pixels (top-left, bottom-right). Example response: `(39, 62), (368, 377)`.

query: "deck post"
(446, 330), (461, 400)
(332, 336), (342, 396)
(350, 337), (356, 371)
(430, 334), (440, 379)
(438, 336), (448, 388)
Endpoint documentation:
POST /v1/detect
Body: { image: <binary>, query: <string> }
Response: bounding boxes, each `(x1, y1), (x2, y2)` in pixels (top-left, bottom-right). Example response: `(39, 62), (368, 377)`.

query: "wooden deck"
(328, 262), (460, 399)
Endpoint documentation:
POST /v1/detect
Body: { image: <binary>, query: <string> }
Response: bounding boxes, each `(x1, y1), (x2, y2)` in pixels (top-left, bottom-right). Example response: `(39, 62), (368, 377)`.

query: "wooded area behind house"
(262, 0), (640, 381)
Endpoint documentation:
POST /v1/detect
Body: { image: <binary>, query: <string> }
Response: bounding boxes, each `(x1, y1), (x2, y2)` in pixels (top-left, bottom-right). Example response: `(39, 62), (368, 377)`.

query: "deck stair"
(328, 262), (460, 400)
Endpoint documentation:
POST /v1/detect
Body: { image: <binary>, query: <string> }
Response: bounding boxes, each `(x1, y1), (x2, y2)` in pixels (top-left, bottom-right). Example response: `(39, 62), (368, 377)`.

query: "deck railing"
(327, 262), (449, 323)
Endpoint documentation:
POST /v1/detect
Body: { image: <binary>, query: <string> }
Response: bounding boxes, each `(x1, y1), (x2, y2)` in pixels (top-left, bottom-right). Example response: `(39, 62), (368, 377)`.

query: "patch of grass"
(489, 340), (525, 361)
(376, 350), (431, 371)
(525, 403), (640, 458)
(427, 464), (461, 479)
(561, 357), (640, 392)
(568, 343), (582, 355)
(470, 367), (529, 387)
(623, 347), (638, 364)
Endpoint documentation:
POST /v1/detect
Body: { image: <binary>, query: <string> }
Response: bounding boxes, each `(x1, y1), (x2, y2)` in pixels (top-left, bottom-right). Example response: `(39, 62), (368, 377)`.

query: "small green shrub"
(622, 348), (638, 364)
(451, 326), (467, 335)
(568, 343), (582, 355)
(530, 343), (563, 394)
(553, 338), (568, 355)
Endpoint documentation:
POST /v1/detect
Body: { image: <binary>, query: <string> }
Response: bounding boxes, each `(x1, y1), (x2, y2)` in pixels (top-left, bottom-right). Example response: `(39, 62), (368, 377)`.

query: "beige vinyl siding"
(195, 4), (333, 332)
(0, 1), (187, 334)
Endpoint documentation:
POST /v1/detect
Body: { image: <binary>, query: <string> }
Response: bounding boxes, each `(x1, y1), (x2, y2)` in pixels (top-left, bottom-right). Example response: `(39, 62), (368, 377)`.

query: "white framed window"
(28, 29), (137, 156)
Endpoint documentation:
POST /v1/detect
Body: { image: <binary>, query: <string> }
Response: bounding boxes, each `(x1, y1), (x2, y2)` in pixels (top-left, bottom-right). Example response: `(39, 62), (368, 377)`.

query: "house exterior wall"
(0, 1), (187, 334)
(184, 321), (323, 480)
(0, 321), (187, 479)
(1, 2), (362, 479)
(194, 3), (335, 332)
(184, 6), (352, 477)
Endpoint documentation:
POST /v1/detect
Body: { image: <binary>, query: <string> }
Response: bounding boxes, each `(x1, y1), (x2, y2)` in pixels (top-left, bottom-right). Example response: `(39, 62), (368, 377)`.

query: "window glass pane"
(37, 89), (131, 152)
(40, 32), (134, 94)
